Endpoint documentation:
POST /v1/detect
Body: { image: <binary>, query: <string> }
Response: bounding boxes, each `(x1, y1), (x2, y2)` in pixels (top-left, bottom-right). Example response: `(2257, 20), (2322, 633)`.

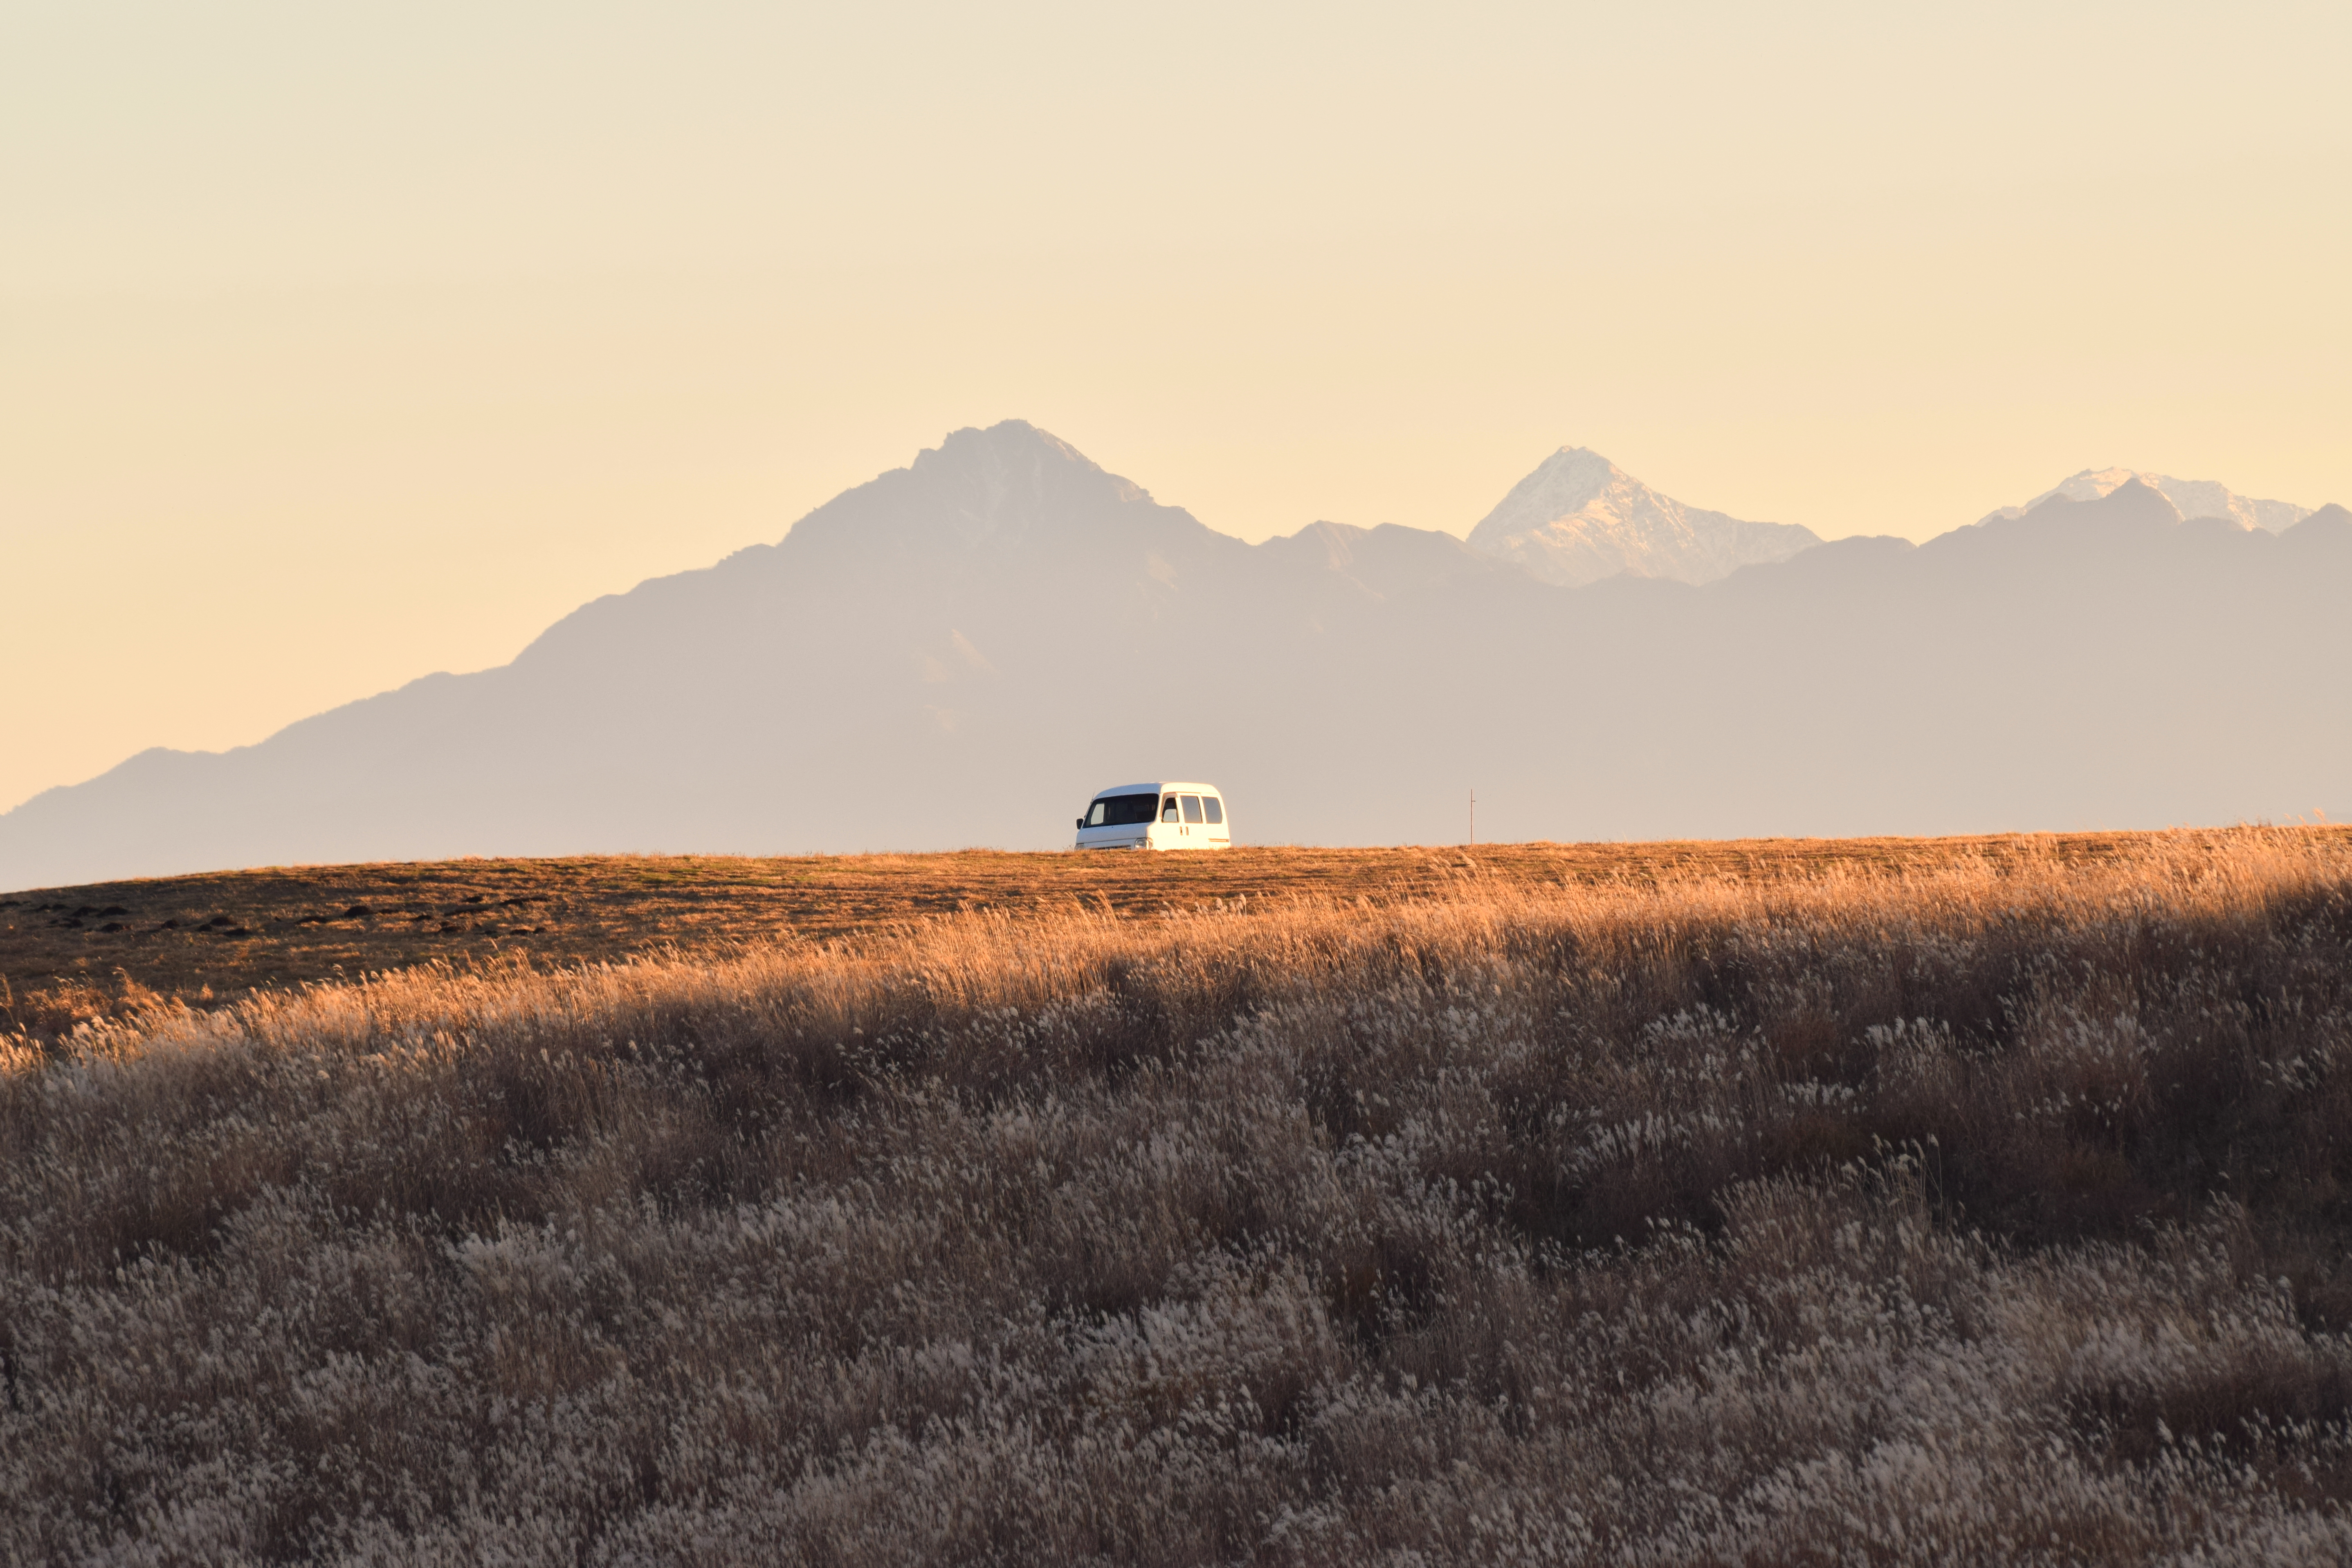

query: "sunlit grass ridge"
(5, 829), (2352, 1561)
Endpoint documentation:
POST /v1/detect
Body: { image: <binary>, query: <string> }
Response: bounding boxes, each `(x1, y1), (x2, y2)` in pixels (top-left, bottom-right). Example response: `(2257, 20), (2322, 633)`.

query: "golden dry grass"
(5, 827), (2352, 1561)
(8, 829), (2331, 1038)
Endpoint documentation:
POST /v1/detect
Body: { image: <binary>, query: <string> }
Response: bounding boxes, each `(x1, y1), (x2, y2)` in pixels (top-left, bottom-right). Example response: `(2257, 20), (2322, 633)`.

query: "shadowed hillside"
(6, 828), (2352, 1560)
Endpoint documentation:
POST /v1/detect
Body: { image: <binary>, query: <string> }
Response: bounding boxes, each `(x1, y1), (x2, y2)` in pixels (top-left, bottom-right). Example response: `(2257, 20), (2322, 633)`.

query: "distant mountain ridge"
(1986, 468), (2311, 532)
(1464, 446), (1823, 586)
(4, 421), (2348, 888)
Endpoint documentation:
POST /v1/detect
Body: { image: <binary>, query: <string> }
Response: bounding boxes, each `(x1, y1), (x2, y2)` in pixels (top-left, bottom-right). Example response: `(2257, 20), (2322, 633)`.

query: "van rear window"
(1087, 793), (1160, 827)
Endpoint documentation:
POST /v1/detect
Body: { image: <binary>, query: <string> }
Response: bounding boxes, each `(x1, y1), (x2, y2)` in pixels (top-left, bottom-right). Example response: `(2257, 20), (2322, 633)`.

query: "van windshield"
(1087, 793), (1161, 828)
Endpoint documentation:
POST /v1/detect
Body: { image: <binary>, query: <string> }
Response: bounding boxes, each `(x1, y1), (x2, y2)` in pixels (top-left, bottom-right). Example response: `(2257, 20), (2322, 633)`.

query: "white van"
(1074, 782), (1232, 851)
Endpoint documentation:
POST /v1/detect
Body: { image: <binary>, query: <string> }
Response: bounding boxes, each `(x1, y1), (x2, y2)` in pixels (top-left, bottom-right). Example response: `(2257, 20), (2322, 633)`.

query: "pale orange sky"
(4, 2), (2348, 811)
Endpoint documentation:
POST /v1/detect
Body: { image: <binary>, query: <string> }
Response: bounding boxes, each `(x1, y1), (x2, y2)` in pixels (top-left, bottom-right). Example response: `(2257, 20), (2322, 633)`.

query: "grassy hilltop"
(0, 831), (2282, 1037)
(6, 829), (2352, 1561)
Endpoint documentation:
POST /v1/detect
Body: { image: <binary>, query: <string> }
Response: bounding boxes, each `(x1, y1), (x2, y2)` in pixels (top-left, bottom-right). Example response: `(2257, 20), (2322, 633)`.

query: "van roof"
(1091, 782), (1221, 799)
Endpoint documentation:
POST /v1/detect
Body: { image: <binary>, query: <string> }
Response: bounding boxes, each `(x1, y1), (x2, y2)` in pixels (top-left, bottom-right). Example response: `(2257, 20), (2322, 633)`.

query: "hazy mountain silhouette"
(1465, 446), (1823, 586)
(4, 425), (2348, 888)
(1985, 468), (2312, 532)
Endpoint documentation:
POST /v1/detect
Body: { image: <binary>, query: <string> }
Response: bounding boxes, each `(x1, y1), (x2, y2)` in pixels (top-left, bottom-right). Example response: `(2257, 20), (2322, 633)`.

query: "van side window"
(1162, 796), (1180, 822)
(1201, 795), (1224, 824)
(1180, 795), (1204, 823)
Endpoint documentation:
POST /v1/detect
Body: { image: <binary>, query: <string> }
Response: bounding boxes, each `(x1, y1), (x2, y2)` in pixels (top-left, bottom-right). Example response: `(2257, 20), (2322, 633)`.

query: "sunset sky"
(5, 1), (2347, 812)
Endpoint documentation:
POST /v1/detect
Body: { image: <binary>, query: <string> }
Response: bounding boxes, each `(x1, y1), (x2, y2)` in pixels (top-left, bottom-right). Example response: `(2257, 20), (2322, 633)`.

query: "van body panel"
(1074, 780), (1231, 851)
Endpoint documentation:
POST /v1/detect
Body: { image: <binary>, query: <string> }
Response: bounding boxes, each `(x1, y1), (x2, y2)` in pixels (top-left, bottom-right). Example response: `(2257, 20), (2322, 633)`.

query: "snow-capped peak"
(1464, 447), (1822, 588)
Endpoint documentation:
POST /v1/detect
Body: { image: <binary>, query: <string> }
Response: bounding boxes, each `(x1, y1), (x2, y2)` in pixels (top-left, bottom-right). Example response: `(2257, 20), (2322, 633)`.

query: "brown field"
(4, 829), (2319, 1040)
(7, 827), (2352, 1562)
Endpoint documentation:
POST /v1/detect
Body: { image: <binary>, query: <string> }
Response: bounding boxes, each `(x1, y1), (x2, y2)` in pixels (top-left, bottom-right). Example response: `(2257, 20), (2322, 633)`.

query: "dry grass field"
(0, 831), (2291, 1040)
(6, 828), (2352, 1562)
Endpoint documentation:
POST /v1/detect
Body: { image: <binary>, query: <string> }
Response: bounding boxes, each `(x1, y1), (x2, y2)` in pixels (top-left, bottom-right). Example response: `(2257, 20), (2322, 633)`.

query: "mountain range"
(1984, 469), (2312, 533)
(4, 425), (2347, 888)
